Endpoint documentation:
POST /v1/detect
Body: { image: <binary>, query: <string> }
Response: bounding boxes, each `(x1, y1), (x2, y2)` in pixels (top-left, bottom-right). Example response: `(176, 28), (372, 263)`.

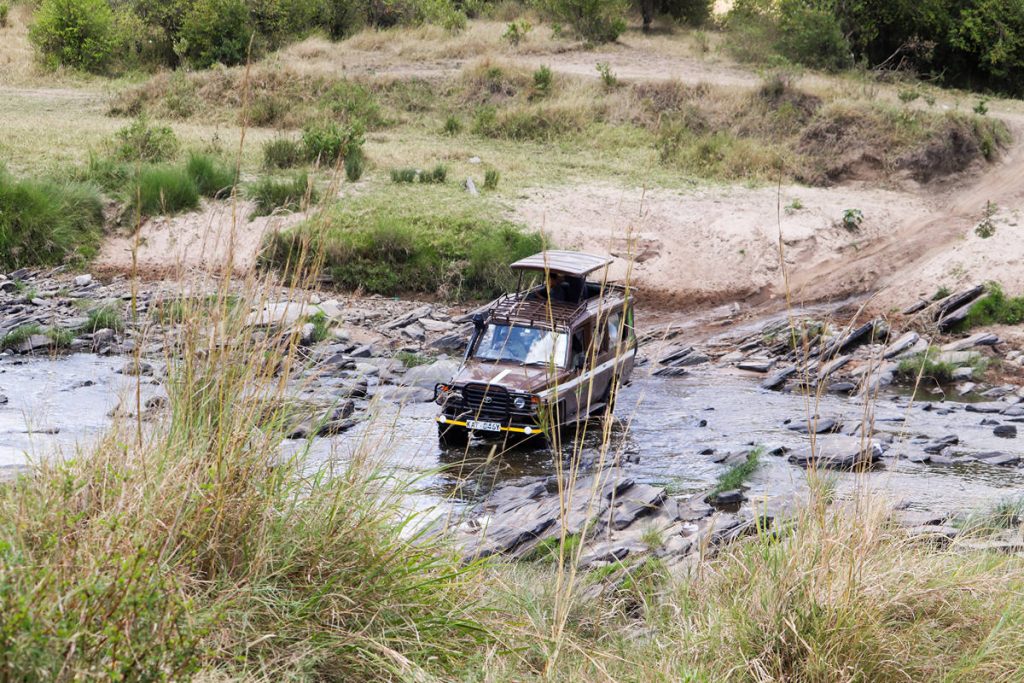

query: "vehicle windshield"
(473, 324), (568, 367)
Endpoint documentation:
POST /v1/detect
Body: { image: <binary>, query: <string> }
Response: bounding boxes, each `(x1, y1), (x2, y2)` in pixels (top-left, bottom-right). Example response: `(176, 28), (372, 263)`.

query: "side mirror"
(472, 312), (486, 330)
(573, 354), (585, 371)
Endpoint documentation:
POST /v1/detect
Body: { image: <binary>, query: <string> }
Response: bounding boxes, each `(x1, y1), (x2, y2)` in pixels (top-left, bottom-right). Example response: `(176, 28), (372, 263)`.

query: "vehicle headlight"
(513, 396), (527, 410)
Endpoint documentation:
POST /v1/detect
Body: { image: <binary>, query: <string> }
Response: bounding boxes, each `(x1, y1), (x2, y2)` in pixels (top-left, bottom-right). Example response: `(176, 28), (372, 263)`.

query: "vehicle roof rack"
(509, 250), (614, 278)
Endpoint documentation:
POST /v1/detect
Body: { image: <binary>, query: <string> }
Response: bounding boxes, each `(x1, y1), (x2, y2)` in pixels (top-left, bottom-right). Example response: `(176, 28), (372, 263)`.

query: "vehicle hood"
(449, 361), (559, 394)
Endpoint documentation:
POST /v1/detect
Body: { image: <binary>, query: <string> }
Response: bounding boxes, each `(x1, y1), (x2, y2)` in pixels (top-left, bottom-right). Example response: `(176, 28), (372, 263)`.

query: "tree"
(29, 0), (116, 72)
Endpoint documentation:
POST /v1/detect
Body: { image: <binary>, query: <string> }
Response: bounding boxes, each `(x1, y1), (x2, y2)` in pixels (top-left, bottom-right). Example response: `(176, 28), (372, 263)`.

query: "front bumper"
(436, 414), (542, 435)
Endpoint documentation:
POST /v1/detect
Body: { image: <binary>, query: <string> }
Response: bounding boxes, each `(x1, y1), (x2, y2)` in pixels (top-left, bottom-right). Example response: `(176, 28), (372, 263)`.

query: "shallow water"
(3, 353), (1023, 517)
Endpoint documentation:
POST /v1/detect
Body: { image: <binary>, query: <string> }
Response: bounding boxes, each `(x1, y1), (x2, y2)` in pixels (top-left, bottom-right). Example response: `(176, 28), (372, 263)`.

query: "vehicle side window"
(606, 310), (622, 350)
(571, 332), (585, 370)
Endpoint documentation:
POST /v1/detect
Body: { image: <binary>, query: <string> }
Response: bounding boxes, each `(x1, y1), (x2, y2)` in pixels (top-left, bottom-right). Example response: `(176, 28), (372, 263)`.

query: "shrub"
(248, 94), (290, 127)
(538, 0), (627, 42)
(661, 0), (713, 26)
(418, 164), (447, 184)
(596, 61), (617, 87)
(263, 190), (546, 299)
(302, 119), (364, 165)
(0, 2), (9, 27)
(483, 168), (500, 190)
(442, 115), (462, 135)
(115, 116), (179, 163)
(321, 80), (384, 128)
(502, 19), (531, 45)
(390, 168), (418, 183)
(29, 0), (116, 73)
(262, 137), (304, 169)
(247, 172), (318, 217)
(532, 65), (553, 96)
(895, 353), (960, 384)
(0, 168), (105, 270)
(132, 165), (199, 215)
(776, 0), (852, 71)
(344, 148), (364, 181)
(1, 324), (44, 350)
(176, 0), (252, 68)
(186, 152), (235, 198)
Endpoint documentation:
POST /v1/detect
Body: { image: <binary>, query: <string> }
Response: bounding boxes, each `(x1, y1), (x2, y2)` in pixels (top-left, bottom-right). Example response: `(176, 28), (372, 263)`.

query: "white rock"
(74, 274), (93, 287)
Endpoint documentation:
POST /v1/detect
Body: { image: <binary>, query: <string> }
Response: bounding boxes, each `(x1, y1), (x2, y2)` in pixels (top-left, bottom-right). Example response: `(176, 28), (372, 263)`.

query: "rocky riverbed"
(3, 269), (1024, 569)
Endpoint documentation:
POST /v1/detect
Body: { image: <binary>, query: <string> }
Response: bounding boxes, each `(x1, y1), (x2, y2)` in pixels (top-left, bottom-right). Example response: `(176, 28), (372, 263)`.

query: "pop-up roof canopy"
(509, 250), (613, 278)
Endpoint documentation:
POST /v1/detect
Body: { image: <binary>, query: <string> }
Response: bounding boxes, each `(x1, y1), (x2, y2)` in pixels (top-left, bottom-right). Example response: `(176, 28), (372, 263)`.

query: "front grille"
(462, 383), (510, 421)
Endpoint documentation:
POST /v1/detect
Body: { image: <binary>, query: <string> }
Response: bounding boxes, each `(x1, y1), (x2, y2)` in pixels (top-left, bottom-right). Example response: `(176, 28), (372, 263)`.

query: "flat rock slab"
(965, 402), (1009, 414)
(788, 436), (883, 471)
(942, 332), (999, 352)
(994, 425), (1018, 439)
(786, 417), (841, 434)
(761, 366), (797, 390)
(883, 331), (921, 359)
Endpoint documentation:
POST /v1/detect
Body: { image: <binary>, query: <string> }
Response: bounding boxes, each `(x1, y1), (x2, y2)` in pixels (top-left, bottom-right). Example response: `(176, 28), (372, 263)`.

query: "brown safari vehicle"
(434, 250), (637, 447)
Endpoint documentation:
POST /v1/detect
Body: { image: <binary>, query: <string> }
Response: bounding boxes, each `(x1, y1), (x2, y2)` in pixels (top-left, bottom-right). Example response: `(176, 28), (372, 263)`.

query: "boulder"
(400, 359), (460, 390)
(993, 425), (1018, 439)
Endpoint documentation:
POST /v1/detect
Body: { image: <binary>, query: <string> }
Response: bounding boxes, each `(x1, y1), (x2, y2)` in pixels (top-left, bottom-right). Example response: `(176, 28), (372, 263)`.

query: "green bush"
(959, 282), (1024, 329)
(115, 116), (179, 163)
(176, 0), (252, 68)
(661, 0), (713, 26)
(132, 165), (199, 215)
(247, 172), (318, 217)
(0, 168), (105, 270)
(186, 152), (236, 197)
(538, 0), (627, 42)
(302, 119), (364, 165)
(262, 137), (304, 169)
(442, 115), (462, 135)
(321, 80), (384, 128)
(344, 148), (364, 181)
(532, 65), (553, 96)
(29, 0), (116, 72)
(263, 190), (546, 299)
(0, 2), (9, 27)
(776, 0), (852, 71)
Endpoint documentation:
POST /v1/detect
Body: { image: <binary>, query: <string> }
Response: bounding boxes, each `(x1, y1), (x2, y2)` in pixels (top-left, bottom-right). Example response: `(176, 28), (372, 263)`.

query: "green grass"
(957, 282), (1024, 330)
(247, 172), (318, 217)
(262, 137), (304, 169)
(305, 310), (330, 343)
(186, 152), (236, 198)
(390, 167), (418, 183)
(133, 165), (200, 215)
(521, 533), (581, 563)
(713, 447), (761, 494)
(0, 283), (493, 680)
(0, 324), (42, 350)
(82, 304), (125, 333)
(0, 167), (105, 270)
(395, 350), (436, 367)
(263, 187), (546, 300)
(418, 163), (448, 184)
(895, 347), (986, 384)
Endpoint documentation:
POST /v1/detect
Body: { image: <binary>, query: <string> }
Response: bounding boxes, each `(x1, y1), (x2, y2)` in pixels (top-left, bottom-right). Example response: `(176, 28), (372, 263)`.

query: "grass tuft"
(186, 152), (236, 198)
(132, 165), (199, 215)
(0, 166), (105, 270)
(713, 447), (761, 494)
(247, 172), (318, 217)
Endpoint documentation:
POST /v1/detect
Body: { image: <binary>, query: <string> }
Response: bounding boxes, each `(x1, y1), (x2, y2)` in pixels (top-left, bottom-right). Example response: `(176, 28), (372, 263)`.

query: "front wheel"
(437, 422), (469, 448)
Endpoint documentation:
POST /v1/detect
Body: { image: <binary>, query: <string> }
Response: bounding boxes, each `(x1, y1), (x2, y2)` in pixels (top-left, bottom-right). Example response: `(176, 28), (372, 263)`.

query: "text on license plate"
(466, 420), (501, 432)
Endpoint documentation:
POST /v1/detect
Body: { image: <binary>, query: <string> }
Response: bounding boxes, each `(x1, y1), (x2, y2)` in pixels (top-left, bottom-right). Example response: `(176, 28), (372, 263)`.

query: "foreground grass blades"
(0, 286), (492, 680)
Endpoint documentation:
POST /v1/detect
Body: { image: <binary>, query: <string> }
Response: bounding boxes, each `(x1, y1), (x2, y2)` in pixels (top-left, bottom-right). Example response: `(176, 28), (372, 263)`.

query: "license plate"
(466, 420), (501, 432)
